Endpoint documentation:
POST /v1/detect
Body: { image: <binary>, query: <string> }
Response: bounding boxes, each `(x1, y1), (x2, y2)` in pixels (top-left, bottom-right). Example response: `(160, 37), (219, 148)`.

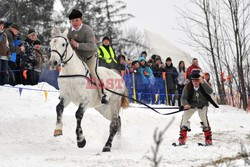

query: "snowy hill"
(0, 83), (249, 167)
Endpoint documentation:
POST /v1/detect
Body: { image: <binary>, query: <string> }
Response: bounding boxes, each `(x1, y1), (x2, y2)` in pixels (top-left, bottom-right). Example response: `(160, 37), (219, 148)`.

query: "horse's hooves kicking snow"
(77, 139), (86, 148)
(54, 129), (63, 136)
(102, 145), (111, 152)
(50, 31), (129, 151)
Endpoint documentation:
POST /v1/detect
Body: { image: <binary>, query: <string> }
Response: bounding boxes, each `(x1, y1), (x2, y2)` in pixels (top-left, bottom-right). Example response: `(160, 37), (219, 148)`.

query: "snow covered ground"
(0, 83), (249, 167)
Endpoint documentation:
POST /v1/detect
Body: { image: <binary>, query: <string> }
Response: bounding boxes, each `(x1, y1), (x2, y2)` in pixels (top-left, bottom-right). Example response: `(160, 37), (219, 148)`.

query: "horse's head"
(49, 28), (69, 70)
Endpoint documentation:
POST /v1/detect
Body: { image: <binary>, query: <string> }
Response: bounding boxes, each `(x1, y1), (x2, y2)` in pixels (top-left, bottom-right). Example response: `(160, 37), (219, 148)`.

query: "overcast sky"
(110, 0), (196, 56)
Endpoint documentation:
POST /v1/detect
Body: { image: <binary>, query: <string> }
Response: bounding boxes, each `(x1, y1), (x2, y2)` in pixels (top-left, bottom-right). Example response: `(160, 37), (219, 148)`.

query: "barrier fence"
(1, 68), (249, 111)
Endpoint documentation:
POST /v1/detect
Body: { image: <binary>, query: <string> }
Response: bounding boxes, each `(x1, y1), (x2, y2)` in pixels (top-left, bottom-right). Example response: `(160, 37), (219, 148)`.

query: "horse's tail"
(121, 87), (129, 109)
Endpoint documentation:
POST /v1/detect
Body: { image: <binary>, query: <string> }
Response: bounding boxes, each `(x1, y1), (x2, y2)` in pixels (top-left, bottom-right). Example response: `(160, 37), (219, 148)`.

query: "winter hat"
(28, 29), (35, 35)
(33, 40), (41, 45)
(102, 36), (110, 42)
(138, 56), (146, 62)
(10, 23), (20, 31)
(191, 70), (201, 80)
(69, 9), (83, 20)
(166, 57), (172, 62)
(141, 51), (147, 56)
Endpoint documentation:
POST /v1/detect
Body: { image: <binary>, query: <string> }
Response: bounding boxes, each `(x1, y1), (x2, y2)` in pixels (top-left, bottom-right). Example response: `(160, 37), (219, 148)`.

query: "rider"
(67, 9), (109, 104)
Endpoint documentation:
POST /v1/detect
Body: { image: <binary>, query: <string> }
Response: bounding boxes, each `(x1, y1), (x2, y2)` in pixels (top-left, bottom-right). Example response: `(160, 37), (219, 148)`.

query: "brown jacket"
(0, 32), (10, 57)
(5, 28), (21, 54)
(34, 49), (44, 72)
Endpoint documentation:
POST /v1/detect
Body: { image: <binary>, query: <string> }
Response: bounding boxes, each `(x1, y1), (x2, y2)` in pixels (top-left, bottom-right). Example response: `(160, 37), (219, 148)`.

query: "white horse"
(49, 29), (129, 152)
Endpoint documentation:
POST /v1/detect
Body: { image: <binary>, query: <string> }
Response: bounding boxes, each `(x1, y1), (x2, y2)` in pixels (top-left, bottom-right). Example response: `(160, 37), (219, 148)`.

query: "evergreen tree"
(0, 0), (55, 49)
(60, 0), (134, 50)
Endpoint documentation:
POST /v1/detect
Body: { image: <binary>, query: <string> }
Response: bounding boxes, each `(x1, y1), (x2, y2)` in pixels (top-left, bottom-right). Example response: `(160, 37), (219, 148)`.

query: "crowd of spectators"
(0, 20), (206, 106)
(113, 52), (199, 106)
(0, 20), (46, 86)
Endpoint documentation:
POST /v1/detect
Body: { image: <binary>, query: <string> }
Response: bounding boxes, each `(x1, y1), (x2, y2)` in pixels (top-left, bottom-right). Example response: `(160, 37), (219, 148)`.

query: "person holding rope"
(177, 71), (217, 146)
(67, 9), (109, 104)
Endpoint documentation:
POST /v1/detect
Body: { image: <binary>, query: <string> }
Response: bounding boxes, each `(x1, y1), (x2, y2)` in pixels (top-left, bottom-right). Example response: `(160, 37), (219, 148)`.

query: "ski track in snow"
(0, 83), (249, 167)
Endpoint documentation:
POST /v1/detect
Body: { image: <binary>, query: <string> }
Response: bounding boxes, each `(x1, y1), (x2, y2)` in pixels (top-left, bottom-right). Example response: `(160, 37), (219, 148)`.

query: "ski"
(172, 142), (185, 147)
(172, 142), (212, 147)
(197, 142), (212, 146)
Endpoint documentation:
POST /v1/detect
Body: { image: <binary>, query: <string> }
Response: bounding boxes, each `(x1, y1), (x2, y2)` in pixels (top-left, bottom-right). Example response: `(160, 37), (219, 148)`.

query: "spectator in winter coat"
(147, 59), (154, 69)
(203, 72), (212, 86)
(139, 51), (147, 59)
(127, 60), (141, 102)
(138, 57), (155, 103)
(164, 57), (178, 106)
(186, 58), (202, 79)
(31, 40), (44, 85)
(177, 61), (189, 107)
(116, 54), (129, 75)
(178, 71), (214, 146)
(151, 54), (158, 62)
(21, 29), (38, 85)
(0, 20), (10, 85)
(98, 36), (117, 69)
(130, 60), (140, 74)
(152, 57), (164, 78)
(152, 57), (165, 104)
(138, 57), (154, 85)
(5, 23), (25, 85)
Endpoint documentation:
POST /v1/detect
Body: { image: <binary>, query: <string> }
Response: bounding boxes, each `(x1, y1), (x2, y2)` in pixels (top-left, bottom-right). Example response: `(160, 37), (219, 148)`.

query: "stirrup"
(101, 95), (109, 104)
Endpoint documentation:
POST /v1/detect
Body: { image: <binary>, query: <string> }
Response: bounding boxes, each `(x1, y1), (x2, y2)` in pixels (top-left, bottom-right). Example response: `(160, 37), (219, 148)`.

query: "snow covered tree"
(59, 0), (134, 52)
(117, 27), (148, 60)
(0, 0), (55, 48)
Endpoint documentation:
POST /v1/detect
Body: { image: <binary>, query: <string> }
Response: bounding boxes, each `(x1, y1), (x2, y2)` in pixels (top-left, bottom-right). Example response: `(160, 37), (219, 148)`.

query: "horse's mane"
(51, 27), (68, 37)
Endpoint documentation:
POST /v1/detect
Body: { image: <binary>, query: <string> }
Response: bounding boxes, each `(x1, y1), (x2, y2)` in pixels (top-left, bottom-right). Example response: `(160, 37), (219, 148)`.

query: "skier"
(177, 71), (218, 146)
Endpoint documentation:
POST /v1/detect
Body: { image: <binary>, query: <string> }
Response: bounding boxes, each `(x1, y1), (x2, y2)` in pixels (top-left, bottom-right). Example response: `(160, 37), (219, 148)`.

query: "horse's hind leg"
(102, 116), (121, 152)
(75, 103), (87, 148)
(54, 97), (69, 136)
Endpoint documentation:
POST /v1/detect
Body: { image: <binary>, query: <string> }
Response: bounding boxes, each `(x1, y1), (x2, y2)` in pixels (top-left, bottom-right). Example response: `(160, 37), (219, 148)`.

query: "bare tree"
(223, 0), (250, 110)
(177, 0), (250, 110)
(177, 0), (226, 104)
(117, 27), (149, 59)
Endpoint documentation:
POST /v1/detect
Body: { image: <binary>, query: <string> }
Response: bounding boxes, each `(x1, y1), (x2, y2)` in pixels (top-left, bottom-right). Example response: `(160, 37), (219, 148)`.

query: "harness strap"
(58, 73), (184, 115)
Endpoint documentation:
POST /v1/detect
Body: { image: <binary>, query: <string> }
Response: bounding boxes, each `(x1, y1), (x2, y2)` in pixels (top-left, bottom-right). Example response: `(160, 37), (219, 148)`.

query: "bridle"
(51, 35), (73, 66)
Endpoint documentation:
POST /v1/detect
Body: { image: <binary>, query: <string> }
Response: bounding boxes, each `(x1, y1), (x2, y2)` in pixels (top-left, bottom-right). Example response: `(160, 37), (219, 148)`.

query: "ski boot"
(178, 126), (188, 145)
(204, 129), (212, 145)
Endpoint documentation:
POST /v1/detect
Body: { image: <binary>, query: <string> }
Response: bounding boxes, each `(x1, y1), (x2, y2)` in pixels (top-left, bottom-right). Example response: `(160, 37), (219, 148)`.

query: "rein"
(58, 73), (185, 116)
(51, 36), (184, 116)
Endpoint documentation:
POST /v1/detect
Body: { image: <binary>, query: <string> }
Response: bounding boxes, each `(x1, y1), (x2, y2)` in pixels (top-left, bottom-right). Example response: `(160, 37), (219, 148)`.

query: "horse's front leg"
(102, 116), (121, 152)
(75, 103), (86, 148)
(54, 97), (66, 136)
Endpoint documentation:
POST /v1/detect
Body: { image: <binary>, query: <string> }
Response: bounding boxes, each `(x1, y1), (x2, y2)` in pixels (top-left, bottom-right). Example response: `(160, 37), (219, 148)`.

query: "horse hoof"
(54, 129), (62, 136)
(102, 146), (111, 152)
(77, 139), (86, 148)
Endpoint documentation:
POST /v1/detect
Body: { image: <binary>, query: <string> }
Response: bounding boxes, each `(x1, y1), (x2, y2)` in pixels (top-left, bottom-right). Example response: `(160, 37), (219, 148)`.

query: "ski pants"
(180, 106), (210, 130)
